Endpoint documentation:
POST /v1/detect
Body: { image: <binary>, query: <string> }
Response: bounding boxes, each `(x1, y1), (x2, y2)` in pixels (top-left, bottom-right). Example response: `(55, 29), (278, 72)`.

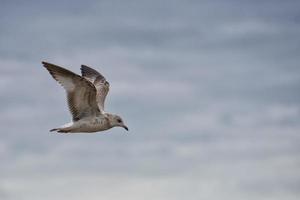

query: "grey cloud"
(1, 0), (300, 200)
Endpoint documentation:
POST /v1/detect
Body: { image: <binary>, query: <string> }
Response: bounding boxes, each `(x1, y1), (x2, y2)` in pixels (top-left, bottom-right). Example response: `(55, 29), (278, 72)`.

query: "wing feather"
(42, 62), (101, 121)
(81, 65), (109, 112)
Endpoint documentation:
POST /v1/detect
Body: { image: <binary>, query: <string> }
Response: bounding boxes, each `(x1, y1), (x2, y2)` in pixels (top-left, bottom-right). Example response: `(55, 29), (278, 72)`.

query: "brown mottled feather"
(42, 62), (101, 121)
(81, 65), (110, 112)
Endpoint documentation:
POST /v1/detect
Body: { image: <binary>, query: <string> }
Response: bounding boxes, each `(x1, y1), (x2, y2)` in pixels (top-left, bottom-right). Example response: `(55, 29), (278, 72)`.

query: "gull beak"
(123, 125), (129, 131)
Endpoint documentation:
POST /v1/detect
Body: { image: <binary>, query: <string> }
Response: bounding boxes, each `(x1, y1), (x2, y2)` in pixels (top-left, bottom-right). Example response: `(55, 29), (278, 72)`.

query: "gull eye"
(117, 119), (122, 123)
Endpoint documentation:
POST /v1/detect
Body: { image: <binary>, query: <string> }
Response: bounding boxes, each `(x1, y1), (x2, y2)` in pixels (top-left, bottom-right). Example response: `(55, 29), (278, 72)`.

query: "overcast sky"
(0, 0), (300, 200)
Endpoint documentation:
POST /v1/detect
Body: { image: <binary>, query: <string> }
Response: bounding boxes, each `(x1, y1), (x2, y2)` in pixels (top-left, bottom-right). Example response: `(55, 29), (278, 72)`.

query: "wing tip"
(41, 61), (48, 65)
(80, 64), (93, 73)
(41, 61), (53, 69)
(81, 65), (106, 81)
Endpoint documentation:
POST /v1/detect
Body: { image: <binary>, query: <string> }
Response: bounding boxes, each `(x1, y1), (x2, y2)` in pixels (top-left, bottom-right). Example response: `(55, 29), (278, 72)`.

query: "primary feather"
(81, 65), (110, 113)
(42, 62), (101, 121)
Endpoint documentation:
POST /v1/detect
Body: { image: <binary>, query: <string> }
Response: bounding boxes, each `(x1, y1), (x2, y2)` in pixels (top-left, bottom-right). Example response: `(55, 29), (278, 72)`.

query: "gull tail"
(49, 122), (73, 133)
(49, 127), (71, 133)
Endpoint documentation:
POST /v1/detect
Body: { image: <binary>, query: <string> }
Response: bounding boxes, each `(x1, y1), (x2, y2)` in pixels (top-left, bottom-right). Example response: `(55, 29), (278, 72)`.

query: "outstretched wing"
(81, 65), (109, 112)
(42, 62), (101, 121)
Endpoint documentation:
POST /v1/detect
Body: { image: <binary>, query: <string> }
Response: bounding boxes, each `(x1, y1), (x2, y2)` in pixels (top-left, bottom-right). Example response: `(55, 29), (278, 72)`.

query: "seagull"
(42, 61), (128, 133)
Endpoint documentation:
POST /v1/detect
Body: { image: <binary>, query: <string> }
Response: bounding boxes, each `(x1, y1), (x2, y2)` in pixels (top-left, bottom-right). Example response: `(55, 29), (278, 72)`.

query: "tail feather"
(50, 128), (71, 133)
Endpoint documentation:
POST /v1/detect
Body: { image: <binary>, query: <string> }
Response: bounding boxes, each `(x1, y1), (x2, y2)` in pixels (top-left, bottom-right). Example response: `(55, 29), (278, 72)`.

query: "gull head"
(110, 114), (128, 131)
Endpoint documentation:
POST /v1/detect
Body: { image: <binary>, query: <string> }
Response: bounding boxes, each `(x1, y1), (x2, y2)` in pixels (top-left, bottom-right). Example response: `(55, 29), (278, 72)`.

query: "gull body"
(42, 62), (128, 133)
(53, 113), (112, 133)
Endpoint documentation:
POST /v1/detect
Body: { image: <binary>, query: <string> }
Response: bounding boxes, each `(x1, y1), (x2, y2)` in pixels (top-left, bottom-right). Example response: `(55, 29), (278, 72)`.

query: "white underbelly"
(71, 117), (110, 133)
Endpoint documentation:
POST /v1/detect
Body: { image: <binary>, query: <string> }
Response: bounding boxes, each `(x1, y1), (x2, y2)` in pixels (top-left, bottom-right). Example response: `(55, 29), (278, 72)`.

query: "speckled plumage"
(42, 62), (128, 133)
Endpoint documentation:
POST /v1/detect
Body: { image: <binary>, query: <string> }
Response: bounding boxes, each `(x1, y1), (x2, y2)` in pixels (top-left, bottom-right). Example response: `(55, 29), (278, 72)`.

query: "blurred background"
(0, 0), (300, 199)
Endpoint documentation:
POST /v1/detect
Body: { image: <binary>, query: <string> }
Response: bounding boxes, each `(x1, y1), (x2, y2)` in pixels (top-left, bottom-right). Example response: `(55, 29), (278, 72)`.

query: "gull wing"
(42, 62), (101, 121)
(80, 65), (109, 113)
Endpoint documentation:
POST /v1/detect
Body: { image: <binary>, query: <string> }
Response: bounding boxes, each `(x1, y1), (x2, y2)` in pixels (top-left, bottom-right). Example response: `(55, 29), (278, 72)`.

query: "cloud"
(1, 0), (300, 200)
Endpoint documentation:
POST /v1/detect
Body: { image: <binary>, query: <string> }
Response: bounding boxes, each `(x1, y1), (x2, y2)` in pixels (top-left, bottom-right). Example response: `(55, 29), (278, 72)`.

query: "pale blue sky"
(0, 0), (300, 199)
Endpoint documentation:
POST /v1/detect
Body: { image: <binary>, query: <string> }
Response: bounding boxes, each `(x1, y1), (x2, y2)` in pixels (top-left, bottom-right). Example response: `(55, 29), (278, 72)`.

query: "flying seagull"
(42, 61), (128, 133)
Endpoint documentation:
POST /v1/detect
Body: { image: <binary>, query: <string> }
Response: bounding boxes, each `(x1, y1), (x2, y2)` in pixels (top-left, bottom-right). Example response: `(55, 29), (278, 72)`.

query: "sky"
(0, 0), (300, 199)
